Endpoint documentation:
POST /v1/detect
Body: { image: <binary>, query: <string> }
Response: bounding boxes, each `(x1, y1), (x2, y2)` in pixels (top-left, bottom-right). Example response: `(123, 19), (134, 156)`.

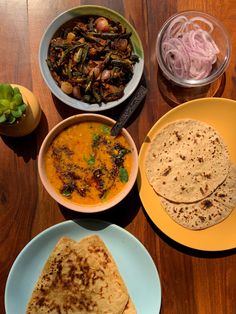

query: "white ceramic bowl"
(38, 113), (138, 213)
(39, 5), (144, 111)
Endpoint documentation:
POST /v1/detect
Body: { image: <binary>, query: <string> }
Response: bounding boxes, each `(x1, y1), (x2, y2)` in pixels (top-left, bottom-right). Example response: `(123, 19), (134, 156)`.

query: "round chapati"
(160, 164), (236, 230)
(145, 119), (230, 203)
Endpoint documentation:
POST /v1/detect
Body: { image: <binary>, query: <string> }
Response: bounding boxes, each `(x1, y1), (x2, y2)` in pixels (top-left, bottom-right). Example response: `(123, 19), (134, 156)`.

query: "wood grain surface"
(1, 1), (236, 314)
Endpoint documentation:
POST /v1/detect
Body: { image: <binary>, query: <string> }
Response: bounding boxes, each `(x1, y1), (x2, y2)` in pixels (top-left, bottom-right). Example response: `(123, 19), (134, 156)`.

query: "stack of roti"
(145, 119), (236, 230)
(26, 235), (136, 314)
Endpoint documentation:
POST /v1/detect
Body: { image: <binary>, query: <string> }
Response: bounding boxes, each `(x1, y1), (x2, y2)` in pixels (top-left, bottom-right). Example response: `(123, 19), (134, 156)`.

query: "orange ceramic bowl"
(38, 113), (138, 213)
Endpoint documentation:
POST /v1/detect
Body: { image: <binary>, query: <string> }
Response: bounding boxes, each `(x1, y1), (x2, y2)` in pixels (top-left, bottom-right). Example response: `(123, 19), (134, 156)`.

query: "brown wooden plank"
(1, 1), (236, 313)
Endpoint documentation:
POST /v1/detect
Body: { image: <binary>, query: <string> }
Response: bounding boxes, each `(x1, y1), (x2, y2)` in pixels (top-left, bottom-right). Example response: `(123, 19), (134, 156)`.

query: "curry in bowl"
(47, 15), (139, 105)
(39, 114), (138, 212)
(39, 5), (144, 112)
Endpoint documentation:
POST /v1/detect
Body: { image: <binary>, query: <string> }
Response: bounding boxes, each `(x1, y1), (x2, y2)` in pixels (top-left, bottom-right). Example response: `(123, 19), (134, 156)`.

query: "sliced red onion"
(161, 15), (220, 80)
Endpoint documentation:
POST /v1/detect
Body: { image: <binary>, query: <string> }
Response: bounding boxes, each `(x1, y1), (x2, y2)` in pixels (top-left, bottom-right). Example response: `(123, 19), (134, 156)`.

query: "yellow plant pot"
(0, 85), (41, 137)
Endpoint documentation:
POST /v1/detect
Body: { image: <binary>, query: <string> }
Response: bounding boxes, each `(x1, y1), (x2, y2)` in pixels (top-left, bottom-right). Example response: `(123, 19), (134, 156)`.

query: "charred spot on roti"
(199, 216), (205, 222)
(197, 157), (204, 162)
(204, 173), (211, 179)
(202, 199), (213, 208)
(174, 130), (182, 141)
(162, 166), (172, 176)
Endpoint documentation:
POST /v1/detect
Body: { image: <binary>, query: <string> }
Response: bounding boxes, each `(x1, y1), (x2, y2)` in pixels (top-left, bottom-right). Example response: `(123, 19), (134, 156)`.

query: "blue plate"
(5, 219), (161, 314)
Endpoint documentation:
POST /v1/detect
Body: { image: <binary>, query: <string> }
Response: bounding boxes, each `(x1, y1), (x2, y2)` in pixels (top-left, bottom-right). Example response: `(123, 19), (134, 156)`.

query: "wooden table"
(1, 1), (236, 313)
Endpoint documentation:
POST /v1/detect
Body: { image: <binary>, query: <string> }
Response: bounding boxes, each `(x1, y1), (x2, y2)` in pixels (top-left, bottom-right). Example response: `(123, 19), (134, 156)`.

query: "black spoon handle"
(110, 85), (148, 136)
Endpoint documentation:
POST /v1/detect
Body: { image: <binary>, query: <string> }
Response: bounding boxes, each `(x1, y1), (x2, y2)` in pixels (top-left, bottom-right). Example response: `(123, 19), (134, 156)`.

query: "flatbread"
(123, 298), (137, 314)
(145, 119), (230, 203)
(26, 235), (136, 314)
(160, 164), (236, 230)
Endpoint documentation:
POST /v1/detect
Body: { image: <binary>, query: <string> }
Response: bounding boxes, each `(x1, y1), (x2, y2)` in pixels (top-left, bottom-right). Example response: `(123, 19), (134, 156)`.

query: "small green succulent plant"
(0, 84), (27, 124)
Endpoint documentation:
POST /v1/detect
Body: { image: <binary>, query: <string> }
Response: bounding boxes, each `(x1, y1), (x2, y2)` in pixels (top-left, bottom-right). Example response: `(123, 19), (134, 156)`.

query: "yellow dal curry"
(45, 121), (133, 205)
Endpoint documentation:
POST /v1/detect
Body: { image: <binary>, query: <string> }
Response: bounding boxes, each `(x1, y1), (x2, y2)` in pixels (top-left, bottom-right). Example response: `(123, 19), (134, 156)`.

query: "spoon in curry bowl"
(110, 85), (148, 137)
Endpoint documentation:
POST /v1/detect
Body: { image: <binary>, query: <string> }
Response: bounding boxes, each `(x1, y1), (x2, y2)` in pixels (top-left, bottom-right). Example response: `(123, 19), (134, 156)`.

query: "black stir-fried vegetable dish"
(47, 15), (139, 105)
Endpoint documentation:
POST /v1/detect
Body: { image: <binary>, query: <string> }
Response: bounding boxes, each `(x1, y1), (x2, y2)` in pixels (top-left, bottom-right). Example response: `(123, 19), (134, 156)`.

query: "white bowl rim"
(38, 113), (138, 213)
(39, 5), (144, 111)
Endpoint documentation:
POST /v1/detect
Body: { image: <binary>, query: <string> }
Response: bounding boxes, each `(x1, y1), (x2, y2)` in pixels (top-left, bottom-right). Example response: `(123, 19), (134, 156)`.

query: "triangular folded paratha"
(26, 235), (136, 314)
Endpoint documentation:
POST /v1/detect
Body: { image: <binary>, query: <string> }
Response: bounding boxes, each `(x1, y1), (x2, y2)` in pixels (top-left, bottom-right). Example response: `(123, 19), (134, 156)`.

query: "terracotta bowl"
(38, 113), (138, 213)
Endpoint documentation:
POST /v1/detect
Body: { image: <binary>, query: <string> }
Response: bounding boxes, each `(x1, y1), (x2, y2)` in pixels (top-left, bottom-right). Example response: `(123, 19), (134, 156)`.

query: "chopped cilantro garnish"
(92, 133), (100, 147)
(101, 190), (109, 201)
(101, 124), (110, 134)
(119, 167), (129, 183)
(83, 154), (95, 165)
(118, 148), (128, 158)
(61, 184), (74, 197)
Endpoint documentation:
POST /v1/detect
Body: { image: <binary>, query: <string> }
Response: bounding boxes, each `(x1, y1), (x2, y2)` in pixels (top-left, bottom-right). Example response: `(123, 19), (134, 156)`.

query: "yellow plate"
(138, 97), (236, 251)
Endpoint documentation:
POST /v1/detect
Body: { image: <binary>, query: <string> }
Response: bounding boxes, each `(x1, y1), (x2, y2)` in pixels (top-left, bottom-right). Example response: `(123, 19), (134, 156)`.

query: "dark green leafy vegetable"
(84, 154), (96, 165)
(101, 124), (110, 134)
(61, 183), (74, 197)
(92, 133), (100, 147)
(119, 167), (129, 183)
